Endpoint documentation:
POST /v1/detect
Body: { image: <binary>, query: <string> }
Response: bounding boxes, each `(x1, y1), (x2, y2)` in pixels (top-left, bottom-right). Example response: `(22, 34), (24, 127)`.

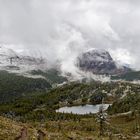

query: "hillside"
(0, 81), (139, 121)
(0, 70), (51, 103)
(111, 71), (140, 81)
(0, 82), (140, 139)
(30, 69), (67, 85)
(108, 92), (140, 115)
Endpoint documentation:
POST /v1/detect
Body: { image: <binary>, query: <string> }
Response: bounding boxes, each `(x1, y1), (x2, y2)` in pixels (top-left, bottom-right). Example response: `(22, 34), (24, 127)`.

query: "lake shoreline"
(56, 104), (111, 115)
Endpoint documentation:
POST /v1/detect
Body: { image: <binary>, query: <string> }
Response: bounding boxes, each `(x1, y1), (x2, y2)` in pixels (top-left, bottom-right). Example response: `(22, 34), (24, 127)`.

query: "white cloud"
(109, 48), (135, 67)
(0, 0), (140, 70)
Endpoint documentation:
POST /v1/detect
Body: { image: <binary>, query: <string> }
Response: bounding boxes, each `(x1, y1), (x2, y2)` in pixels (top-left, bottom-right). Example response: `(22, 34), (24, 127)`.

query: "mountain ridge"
(77, 48), (131, 75)
(0, 45), (133, 82)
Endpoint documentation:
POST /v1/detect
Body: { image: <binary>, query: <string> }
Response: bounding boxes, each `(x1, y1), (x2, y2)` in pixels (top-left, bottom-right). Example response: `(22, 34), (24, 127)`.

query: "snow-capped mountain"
(0, 45), (131, 78)
(0, 46), (19, 68)
(0, 45), (47, 73)
(77, 48), (131, 75)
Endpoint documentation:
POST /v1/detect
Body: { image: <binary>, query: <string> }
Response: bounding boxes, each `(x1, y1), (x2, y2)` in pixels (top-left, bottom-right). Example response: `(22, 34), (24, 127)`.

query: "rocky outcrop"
(77, 49), (131, 75)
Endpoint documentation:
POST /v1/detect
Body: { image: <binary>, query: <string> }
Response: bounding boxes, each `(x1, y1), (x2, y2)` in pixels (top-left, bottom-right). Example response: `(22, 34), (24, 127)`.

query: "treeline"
(0, 95), (93, 122)
(111, 71), (140, 81)
(0, 71), (51, 103)
(0, 81), (140, 122)
(108, 93), (140, 115)
(30, 69), (67, 84)
(0, 82), (107, 122)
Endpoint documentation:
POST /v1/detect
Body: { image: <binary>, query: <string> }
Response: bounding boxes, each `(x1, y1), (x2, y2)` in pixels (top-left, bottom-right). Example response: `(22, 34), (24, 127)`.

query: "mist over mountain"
(0, 0), (140, 71)
(0, 45), (47, 73)
(0, 45), (132, 83)
(77, 48), (131, 75)
(0, 1), (140, 139)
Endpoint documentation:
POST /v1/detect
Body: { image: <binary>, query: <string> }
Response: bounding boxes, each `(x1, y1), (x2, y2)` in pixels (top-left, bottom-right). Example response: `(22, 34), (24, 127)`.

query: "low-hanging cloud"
(0, 0), (140, 73)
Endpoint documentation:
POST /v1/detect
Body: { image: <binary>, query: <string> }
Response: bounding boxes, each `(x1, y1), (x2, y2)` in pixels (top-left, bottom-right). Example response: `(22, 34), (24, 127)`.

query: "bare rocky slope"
(77, 49), (131, 75)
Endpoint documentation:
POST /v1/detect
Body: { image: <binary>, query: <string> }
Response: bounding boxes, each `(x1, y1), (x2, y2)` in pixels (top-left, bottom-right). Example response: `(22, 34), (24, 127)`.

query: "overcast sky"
(0, 0), (140, 70)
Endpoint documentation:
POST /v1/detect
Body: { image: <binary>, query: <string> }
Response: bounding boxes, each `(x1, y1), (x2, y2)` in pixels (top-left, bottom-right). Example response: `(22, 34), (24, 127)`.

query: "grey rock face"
(77, 49), (130, 75)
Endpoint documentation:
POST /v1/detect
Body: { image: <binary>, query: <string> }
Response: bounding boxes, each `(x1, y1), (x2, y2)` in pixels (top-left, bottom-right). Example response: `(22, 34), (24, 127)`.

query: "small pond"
(56, 104), (110, 115)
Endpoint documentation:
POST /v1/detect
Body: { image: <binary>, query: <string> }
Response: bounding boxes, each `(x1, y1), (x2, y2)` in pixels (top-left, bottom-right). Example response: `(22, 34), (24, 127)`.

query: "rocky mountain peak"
(0, 45), (47, 72)
(81, 48), (113, 62)
(77, 48), (131, 75)
(0, 45), (18, 58)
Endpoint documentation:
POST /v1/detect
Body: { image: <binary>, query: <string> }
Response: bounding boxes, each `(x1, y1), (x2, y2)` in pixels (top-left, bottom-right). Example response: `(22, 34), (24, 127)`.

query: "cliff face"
(77, 49), (131, 75)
